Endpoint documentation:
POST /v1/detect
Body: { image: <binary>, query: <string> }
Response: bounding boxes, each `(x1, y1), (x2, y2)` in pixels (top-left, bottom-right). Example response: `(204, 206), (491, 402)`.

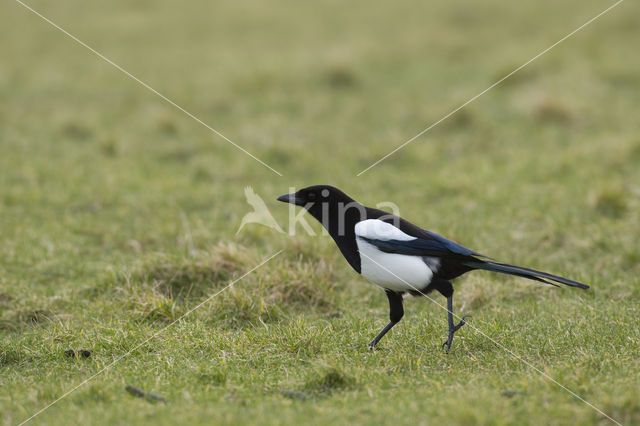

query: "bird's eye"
(307, 192), (317, 201)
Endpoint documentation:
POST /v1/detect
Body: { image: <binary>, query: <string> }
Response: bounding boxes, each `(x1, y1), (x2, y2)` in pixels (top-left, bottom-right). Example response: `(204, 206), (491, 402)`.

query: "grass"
(1, 0), (640, 424)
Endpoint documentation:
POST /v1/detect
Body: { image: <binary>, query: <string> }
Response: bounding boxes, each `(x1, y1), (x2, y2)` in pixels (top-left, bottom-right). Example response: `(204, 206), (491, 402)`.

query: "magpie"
(277, 185), (589, 352)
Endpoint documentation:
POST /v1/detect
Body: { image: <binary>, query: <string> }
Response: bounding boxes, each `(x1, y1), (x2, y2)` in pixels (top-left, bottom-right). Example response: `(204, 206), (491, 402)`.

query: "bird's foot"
(442, 336), (454, 353)
(452, 314), (471, 333)
(442, 315), (471, 353)
(367, 342), (382, 351)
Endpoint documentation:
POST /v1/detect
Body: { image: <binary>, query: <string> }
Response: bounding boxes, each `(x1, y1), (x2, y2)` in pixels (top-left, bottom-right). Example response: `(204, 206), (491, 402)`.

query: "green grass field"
(2, 0), (639, 424)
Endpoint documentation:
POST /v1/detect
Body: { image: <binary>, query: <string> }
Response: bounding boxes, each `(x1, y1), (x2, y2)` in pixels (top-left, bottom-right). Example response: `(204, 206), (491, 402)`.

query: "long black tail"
(465, 260), (589, 289)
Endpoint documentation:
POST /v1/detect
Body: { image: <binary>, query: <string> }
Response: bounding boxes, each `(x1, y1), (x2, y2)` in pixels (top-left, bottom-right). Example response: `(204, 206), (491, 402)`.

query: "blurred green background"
(1, 0), (639, 424)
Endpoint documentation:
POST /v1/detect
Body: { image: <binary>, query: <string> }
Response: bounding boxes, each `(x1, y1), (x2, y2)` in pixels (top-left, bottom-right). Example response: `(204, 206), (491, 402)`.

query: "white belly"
(356, 238), (433, 292)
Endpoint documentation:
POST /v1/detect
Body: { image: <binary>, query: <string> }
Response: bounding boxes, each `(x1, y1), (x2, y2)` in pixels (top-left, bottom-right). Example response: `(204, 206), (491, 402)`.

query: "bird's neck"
(314, 206), (363, 273)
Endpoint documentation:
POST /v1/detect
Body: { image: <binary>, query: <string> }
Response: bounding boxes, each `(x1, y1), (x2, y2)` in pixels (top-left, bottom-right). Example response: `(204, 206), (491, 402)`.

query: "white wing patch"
(355, 219), (433, 292)
(354, 219), (416, 241)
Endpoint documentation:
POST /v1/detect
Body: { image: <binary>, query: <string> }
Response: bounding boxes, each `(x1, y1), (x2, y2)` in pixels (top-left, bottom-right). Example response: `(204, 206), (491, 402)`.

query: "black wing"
(362, 206), (489, 258)
(358, 235), (482, 258)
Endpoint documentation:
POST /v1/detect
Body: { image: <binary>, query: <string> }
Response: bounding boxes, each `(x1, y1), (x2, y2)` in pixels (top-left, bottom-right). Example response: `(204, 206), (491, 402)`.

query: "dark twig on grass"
(502, 390), (527, 398)
(125, 385), (166, 404)
(280, 389), (311, 400)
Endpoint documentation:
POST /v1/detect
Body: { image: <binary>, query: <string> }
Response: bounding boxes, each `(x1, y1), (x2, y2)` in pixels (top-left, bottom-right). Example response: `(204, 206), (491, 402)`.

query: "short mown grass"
(1, 0), (639, 424)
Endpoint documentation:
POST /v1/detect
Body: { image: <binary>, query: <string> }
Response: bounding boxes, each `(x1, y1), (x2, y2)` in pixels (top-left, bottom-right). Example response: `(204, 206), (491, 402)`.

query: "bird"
(277, 185), (589, 352)
(237, 186), (284, 235)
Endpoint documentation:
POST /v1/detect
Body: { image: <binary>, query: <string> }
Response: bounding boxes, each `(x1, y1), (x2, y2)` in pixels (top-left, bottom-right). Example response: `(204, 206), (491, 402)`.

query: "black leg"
(442, 294), (471, 353)
(368, 290), (404, 349)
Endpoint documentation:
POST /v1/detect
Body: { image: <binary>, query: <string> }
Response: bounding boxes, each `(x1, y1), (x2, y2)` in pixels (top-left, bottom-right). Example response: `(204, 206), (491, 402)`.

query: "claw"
(442, 339), (452, 354)
(367, 343), (384, 351)
(453, 314), (471, 332)
(442, 337), (453, 353)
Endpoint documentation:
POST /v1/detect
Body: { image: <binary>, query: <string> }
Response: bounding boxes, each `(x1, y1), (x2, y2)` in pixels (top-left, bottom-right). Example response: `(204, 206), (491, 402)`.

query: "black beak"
(277, 193), (304, 206)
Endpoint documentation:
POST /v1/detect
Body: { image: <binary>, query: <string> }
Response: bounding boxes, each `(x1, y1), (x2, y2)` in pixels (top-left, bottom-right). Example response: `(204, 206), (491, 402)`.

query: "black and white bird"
(277, 185), (589, 352)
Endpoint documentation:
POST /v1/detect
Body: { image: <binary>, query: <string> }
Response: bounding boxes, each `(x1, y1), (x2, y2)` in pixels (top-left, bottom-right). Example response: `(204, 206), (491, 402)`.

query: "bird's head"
(278, 185), (366, 271)
(277, 185), (361, 225)
(277, 185), (354, 207)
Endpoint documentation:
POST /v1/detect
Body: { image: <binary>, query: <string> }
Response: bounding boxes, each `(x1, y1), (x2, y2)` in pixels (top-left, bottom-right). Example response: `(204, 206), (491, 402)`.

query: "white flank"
(355, 219), (433, 291)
